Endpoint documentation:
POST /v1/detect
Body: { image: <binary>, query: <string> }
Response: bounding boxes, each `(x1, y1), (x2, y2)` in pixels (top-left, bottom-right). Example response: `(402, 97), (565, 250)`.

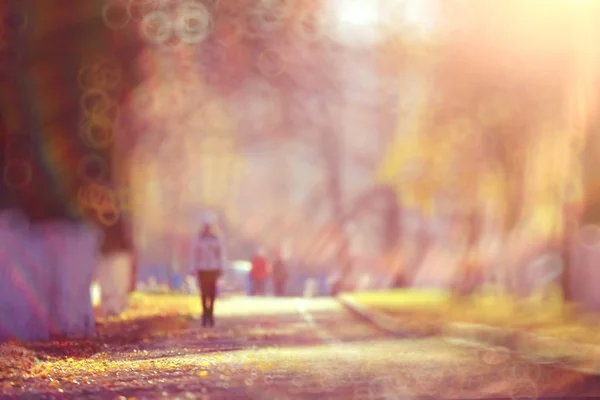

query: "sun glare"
(334, 0), (381, 26)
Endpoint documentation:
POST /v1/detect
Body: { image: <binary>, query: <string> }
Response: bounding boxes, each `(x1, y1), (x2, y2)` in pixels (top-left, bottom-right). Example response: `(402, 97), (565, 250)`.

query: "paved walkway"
(1, 296), (599, 399)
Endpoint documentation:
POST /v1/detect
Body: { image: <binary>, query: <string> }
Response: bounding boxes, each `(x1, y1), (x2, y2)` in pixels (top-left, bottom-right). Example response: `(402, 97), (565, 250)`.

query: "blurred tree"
(374, 0), (600, 293)
(0, 0), (144, 254)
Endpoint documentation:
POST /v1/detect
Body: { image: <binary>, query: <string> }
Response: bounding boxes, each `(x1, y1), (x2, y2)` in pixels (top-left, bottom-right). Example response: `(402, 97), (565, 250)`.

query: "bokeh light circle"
(80, 89), (115, 117)
(84, 119), (116, 149)
(78, 183), (120, 213)
(78, 184), (105, 209)
(244, 8), (283, 38)
(579, 224), (600, 249)
(2, 10), (28, 38)
(175, 1), (212, 44)
(97, 205), (120, 226)
(140, 10), (173, 44)
(77, 58), (122, 91)
(102, 0), (131, 30)
(295, 11), (326, 41)
(77, 154), (110, 183)
(127, 0), (161, 23)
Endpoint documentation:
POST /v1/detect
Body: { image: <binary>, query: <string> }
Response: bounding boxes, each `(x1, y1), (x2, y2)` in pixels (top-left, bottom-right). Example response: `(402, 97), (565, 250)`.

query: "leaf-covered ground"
(1, 293), (598, 399)
(345, 288), (600, 341)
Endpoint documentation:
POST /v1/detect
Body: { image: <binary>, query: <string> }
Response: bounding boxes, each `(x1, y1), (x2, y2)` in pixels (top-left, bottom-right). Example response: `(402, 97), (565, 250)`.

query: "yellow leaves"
(521, 203), (564, 242)
(197, 370), (209, 378)
(352, 288), (580, 336)
(0, 343), (39, 385)
(375, 130), (422, 184)
(377, 117), (483, 215)
(106, 292), (200, 322)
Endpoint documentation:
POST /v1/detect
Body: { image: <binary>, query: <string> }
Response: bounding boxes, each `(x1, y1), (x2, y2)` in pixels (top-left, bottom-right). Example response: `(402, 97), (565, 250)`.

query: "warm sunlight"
(330, 0), (383, 45)
(6, 1), (600, 398)
(334, 0), (380, 26)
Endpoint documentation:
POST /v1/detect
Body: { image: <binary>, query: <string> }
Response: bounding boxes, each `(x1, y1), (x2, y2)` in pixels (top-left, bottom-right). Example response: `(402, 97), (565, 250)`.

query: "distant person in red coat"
(250, 248), (271, 296)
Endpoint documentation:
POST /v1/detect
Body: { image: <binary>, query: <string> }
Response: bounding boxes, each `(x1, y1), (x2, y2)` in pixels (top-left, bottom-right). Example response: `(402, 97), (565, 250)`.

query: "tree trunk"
(318, 99), (351, 285)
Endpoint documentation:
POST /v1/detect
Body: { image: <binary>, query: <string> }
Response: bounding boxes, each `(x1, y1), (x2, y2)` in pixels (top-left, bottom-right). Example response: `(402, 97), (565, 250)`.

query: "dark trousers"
(274, 279), (286, 296)
(251, 279), (266, 296)
(197, 271), (220, 324)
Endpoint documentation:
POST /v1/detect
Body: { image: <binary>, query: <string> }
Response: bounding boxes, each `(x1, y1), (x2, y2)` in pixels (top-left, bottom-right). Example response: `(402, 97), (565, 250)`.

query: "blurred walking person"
(192, 220), (225, 327)
(250, 248), (271, 296)
(273, 243), (290, 296)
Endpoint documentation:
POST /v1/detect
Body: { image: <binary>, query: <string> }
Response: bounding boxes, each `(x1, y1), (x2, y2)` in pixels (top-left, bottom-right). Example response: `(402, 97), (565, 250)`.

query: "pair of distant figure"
(249, 247), (288, 297)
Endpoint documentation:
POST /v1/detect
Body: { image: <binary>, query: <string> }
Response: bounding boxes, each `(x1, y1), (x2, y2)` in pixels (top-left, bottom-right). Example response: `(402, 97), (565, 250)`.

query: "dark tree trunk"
(0, 0), (143, 254)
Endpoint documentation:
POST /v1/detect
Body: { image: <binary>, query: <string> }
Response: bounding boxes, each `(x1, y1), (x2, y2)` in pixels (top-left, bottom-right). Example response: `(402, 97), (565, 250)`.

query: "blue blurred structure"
(246, 274), (253, 296)
(137, 260), (338, 297)
(137, 265), (170, 285)
(171, 273), (184, 291)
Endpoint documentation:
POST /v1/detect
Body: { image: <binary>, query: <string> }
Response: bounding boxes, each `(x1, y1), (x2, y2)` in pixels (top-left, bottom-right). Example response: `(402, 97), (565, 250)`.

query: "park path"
(1, 295), (598, 399)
